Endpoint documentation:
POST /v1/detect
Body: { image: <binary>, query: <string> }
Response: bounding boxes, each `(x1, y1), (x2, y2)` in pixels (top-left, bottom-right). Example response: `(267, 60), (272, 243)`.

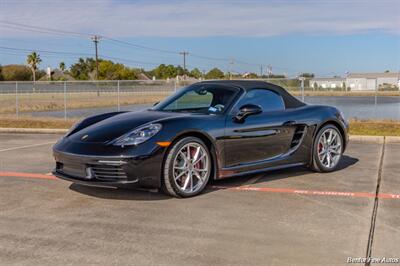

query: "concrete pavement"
(0, 133), (398, 265)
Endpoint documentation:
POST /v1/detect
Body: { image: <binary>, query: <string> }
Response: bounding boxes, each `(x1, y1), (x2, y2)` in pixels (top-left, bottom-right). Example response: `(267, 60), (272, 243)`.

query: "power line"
(102, 37), (180, 55)
(0, 46), (92, 57)
(0, 24), (84, 38)
(0, 21), (181, 55)
(1, 45), (308, 75)
(0, 20), (92, 38)
(0, 20), (308, 74)
(100, 55), (166, 67)
(190, 53), (230, 62)
(0, 46), (171, 68)
(0, 21), (261, 67)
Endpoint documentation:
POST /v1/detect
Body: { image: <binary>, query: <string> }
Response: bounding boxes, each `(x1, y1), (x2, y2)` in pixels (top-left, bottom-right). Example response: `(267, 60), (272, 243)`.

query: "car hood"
(68, 110), (186, 143)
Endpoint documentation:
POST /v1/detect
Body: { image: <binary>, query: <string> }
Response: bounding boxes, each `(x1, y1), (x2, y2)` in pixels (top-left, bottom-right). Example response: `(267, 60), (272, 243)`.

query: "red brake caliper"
(318, 143), (323, 153)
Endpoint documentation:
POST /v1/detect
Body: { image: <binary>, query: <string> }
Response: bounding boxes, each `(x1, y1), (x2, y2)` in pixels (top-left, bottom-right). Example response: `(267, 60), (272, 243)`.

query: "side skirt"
(218, 162), (307, 179)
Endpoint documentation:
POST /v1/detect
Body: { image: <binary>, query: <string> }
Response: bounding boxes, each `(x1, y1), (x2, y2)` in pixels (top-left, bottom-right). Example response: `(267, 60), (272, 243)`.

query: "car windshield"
(153, 85), (240, 114)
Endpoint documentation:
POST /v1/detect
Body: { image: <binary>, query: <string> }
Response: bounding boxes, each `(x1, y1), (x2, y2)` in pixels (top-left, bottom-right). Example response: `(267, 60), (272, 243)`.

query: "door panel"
(224, 111), (296, 167)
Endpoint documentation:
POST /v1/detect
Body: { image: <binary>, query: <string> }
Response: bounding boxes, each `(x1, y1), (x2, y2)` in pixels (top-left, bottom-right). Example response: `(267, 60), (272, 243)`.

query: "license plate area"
(58, 162), (87, 179)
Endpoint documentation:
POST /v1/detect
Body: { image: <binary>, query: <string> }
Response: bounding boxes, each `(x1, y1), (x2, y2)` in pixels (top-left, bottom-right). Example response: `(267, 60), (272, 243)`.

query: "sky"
(0, 0), (399, 77)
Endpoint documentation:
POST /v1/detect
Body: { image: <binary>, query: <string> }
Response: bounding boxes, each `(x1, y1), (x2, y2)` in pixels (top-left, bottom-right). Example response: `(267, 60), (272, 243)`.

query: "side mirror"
(234, 104), (262, 122)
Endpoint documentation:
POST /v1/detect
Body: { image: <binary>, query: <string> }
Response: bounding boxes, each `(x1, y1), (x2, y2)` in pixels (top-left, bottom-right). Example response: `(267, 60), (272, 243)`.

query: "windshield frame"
(152, 83), (244, 115)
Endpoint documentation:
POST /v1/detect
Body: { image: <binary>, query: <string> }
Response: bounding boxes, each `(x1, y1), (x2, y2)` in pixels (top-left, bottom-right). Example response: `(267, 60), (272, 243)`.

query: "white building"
(346, 72), (400, 91)
(311, 72), (400, 91)
(310, 77), (345, 90)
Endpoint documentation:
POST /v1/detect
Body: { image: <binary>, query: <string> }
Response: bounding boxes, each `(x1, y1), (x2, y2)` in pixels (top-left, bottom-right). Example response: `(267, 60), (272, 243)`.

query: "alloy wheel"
(317, 128), (342, 169)
(172, 142), (210, 194)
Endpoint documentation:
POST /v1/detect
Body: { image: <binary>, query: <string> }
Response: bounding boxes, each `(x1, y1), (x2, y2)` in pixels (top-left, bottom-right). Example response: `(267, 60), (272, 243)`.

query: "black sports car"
(53, 80), (349, 197)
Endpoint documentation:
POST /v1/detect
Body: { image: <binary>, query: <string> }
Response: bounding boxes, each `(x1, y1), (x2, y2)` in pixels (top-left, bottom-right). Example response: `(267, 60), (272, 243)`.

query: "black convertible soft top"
(199, 80), (306, 109)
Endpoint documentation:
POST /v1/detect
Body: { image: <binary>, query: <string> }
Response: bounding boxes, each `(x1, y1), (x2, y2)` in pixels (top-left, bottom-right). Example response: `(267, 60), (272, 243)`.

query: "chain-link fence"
(0, 79), (399, 120)
(0, 80), (180, 119)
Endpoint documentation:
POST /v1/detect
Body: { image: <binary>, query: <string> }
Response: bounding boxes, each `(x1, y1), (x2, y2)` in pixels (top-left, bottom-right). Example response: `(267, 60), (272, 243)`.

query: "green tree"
(286, 79), (301, 89)
(189, 68), (202, 79)
(70, 58), (97, 80)
(98, 60), (138, 80)
(244, 72), (258, 79)
(150, 64), (177, 79)
(26, 52), (42, 83)
(268, 74), (286, 78)
(205, 68), (224, 79)
(59, 62), (66, 72)
(175, 65), (186, 76)
(36, 69), (46, 80)
(1, 65), (32, 81)
(0, 65), (3, 81)
(300, 73), (314, 78)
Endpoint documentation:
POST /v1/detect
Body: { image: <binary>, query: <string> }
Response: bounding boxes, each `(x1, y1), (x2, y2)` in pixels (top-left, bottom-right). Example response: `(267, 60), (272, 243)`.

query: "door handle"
(283, 120), (296, 126)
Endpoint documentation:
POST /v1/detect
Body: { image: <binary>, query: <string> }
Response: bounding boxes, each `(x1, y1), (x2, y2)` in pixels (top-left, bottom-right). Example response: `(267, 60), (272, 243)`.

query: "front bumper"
(53, 148), (164, 189)
(53, 170), (139, 188)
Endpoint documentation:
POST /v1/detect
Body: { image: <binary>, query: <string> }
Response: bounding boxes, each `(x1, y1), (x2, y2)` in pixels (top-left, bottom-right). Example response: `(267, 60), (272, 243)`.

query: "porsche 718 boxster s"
(53, 80), (349, 197)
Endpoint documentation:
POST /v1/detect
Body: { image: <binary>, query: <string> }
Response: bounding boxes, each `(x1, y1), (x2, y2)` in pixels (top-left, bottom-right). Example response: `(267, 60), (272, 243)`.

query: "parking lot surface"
(0, 133), (399, 265)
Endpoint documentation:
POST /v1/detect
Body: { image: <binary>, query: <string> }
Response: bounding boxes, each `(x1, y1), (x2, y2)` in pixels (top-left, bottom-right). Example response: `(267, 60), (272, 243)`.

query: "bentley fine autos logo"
(81, 135), (89, 141)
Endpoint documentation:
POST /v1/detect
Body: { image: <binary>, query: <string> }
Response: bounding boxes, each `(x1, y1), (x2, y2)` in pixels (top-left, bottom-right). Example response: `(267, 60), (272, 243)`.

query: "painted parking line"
(0, 142), (55, 152)
(0, 171), (56, 180)
(1, 171), (399, 200)
(211, 185), (400, 200)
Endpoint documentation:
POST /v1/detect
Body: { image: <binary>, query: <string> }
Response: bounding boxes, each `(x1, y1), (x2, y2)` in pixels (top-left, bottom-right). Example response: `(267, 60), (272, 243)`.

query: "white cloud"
(0, 0), (399, 37)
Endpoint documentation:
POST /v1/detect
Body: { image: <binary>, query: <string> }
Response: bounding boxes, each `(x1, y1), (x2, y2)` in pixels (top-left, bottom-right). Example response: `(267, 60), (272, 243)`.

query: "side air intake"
(290, 125), (307, 149)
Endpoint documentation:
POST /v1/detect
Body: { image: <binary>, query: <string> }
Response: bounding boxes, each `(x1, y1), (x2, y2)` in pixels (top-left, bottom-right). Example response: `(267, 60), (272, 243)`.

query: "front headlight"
(112, 123), (162, 146)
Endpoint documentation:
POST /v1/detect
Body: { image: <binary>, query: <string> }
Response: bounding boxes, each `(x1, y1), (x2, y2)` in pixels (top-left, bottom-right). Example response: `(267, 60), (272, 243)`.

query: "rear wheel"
(162, 137), (212, 198)
(311, 125), (343, 172)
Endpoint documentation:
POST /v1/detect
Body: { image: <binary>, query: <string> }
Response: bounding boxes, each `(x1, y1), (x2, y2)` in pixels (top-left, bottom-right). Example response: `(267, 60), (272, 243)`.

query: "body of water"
(29, 96), (400, 120)
(303, 96), (400, 120)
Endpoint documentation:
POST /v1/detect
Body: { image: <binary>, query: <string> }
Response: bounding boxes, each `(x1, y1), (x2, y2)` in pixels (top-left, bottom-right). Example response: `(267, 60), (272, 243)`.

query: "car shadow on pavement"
(69, 155), (358, 200)
(335, 155), (359, 170)
(69, 183), (171, 201)
(208, 154), (359, 190)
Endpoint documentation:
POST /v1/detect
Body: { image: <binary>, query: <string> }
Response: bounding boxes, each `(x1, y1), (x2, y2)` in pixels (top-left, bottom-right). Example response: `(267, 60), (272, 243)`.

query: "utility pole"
(267, 65), (272, 78)
(91, 35), (101, 80)
(260, 65), (263, 78)
(229, 59), (235, 80)
(299, 76), (305, 102)
(179, 51), (189, 73)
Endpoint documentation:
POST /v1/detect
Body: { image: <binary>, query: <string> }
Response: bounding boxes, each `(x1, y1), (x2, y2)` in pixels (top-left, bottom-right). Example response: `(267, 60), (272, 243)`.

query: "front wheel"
(162, 137), (212, 198)
(311, 125), (343, 172)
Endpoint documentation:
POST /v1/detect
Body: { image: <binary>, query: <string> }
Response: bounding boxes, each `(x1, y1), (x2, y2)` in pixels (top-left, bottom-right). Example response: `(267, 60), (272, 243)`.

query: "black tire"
(311, 124), (343, 173)
(162, 137), (212, 198)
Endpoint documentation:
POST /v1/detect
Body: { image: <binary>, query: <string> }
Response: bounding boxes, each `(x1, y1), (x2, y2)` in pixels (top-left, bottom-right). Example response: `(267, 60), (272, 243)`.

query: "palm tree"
(26, 52), (42, 90)
(59, 62), (66, 72)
